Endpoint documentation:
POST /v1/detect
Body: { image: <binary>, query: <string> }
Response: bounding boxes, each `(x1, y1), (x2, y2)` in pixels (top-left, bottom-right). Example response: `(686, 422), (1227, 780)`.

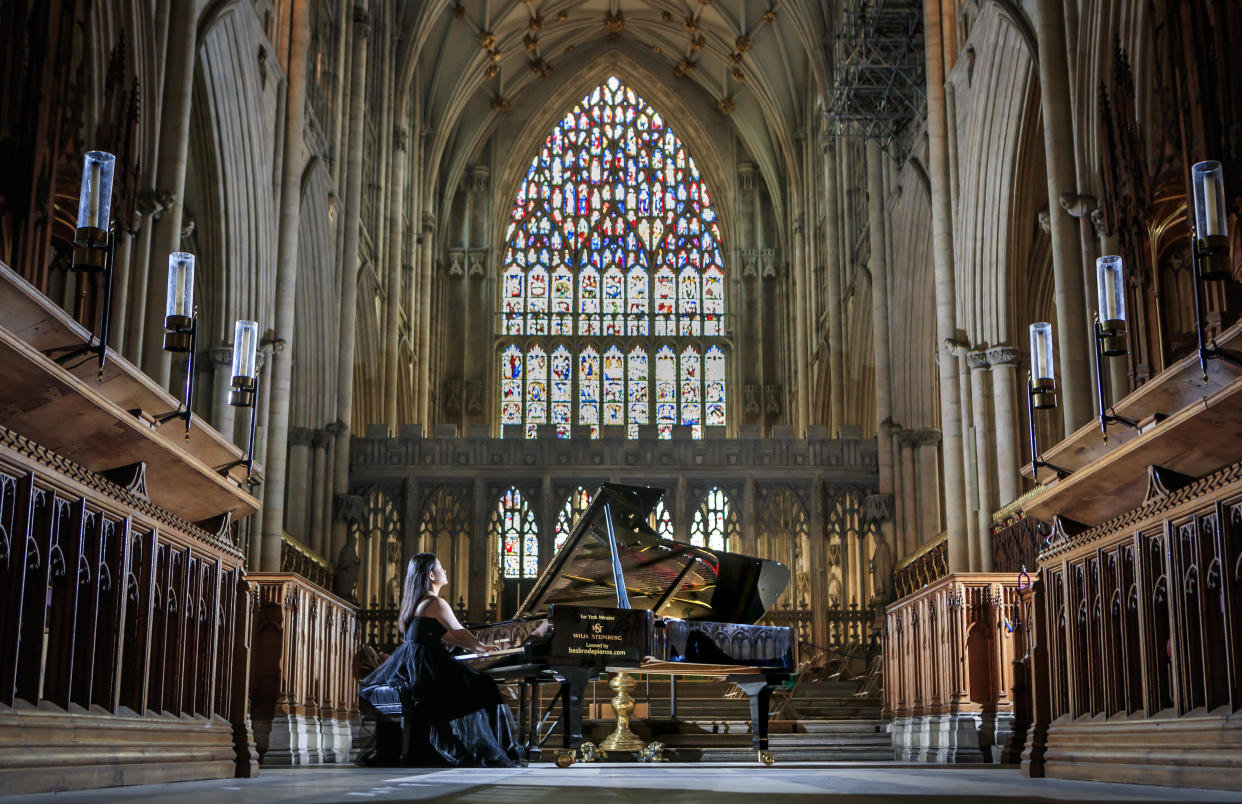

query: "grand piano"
(459, 483), (795, 766)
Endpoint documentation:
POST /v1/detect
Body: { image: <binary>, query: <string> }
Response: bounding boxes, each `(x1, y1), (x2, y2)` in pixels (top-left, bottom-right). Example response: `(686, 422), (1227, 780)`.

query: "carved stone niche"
(743, 384), (761, 416)
(763, 384), (782, 416)
(465, 380), (483, 415)
(443, 379), (463, 414)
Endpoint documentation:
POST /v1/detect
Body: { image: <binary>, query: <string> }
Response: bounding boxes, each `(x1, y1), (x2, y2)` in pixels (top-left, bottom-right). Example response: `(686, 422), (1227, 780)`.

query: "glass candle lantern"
(165, 252), (195, 323)
(1192, 161), (1231, 280)
(162, 253), (196, 352)
(1029, 322), (1057, 408)
(72, 151), (117, 270)
(229, 320), (259, 407)
(1096, 255), (1128, 356)
(76, 151), (116, 235)
(1193, 161), (1227, 238)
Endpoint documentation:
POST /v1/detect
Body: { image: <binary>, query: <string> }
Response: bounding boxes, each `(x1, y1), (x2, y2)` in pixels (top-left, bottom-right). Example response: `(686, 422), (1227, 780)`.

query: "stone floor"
(8, 764), (1242, 804)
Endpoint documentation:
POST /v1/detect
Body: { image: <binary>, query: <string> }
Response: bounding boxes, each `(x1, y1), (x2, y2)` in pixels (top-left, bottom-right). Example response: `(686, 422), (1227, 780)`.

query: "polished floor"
(8, 764), (1242, 804)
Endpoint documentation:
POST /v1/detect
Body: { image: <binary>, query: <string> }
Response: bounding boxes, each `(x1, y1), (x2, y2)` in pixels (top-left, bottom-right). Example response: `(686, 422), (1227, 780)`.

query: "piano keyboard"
(453, 646), (525, 661)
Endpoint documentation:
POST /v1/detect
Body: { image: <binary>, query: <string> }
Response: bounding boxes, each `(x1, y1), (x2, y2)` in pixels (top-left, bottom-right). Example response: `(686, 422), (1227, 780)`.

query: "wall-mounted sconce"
(1189, 160), (1242, 379)
(1091, 255), (1137, 442)
(218, 320), (261, 482)
(155, 253), (198, 440)
(56, 151), (118, 378)
(1026, 322), (1068, 480)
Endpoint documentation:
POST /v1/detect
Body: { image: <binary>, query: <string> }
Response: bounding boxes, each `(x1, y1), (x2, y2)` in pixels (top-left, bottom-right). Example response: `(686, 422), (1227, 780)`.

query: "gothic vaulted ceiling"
(398, 1), (831, 226)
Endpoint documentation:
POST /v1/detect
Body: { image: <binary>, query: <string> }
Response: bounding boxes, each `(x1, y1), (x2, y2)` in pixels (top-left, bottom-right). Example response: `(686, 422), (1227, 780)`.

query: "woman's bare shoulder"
(412, 595), (447, 617)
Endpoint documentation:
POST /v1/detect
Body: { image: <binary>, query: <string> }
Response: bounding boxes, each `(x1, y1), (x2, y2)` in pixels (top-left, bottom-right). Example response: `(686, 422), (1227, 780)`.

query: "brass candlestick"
(598, 671), (646, 752)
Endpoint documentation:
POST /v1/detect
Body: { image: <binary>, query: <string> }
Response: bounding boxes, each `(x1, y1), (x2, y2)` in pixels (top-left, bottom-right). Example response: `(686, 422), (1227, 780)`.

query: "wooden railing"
(892, 535), (948, 598)
(247, 573), (359, 765)
(279, 532), (334, 590)
(0, 424), (256, 794)
(884, 573), (1024, 762)
(989, 507), (1046, 574)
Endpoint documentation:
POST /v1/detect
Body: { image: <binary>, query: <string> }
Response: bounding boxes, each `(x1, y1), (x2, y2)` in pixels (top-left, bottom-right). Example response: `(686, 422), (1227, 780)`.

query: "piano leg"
(525, 675), (542, 762)
(733, 677), (776, 766)
(559, 668), (590, 752)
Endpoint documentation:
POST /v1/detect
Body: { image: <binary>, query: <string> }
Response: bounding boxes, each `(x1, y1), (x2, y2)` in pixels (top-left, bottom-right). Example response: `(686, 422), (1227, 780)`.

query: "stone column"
(257, 0), (311, 571)
(987, 346), (1021, 507)
(141, 2), (200, 384)
(286, 427), (313, 544)
(1034, 0), (1090, 432)
(922, 0), (968, 572)
(310, 430), (329, 558)
(892, 427), (906, 555)
(809, 477), (828, 648)
(792, 212), (809, 433)
(331, 5), (371, 563)
(417, 213), (435, 425)
(124, 193), (167, 364)
(967, 349), (994, 573)
(382, 124), (408, 431)
(949, 344), (977, 570)
(210, 345), (237, 443)
(914, 429), (943, 540)
(900, 434), (918, 555)
(867, 141), (896, 569)
(822, 138), (845, 436)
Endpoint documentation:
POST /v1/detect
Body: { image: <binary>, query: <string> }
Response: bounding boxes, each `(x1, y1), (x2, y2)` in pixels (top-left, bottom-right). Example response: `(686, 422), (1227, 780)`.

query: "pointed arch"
(554, 486), (593, 554)
(419, 487), (471, 599)
(492, 487), (540, 579)
(495, 76), (731, 439)
(691, 486), (739, 551)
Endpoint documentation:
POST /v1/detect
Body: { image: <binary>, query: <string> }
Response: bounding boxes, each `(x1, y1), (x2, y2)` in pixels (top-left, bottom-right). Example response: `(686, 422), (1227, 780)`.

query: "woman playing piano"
(359, 552), (524, 766)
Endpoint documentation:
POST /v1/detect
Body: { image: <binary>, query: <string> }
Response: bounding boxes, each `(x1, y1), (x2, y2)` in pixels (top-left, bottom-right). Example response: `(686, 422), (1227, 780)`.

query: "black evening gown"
(359, 617), (523, 767)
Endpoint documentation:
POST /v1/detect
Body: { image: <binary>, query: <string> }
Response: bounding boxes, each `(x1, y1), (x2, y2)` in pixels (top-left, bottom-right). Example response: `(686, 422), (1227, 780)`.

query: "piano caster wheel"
(556, 751), (575, 768)
(758, 750), (775, 766)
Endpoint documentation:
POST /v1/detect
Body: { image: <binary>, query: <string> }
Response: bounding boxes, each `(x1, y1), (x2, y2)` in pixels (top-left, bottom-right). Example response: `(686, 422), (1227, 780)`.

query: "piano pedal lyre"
(758, 750), (775, 766)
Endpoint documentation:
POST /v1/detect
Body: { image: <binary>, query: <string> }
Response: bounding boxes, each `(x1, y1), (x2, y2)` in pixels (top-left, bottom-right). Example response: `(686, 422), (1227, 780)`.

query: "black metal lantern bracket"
(50, 220), (119, 380)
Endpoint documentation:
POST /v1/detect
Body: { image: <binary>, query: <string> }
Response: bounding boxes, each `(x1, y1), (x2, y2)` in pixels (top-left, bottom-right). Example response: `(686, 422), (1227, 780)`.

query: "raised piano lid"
(513, 483), (789, 625)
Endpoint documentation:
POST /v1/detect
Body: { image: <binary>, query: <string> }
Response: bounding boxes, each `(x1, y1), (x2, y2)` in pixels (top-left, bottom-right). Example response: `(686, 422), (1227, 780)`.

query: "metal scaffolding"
(825, 0), (926, 159)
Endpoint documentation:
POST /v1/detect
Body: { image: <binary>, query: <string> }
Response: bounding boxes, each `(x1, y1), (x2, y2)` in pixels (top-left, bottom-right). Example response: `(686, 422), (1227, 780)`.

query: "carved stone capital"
(966, 349), (990, 371)
(468, 166), (490, 193)
(738, 161), (757, 189)
(447, 248), (466, 279)
(422, 212), (436, 234)
(912, 428), (941, 448)
(210, 345), (234, 367)
(287, 427), (314, 447)
(393, 125), (408, 152)
(312, 429), (332, 449)
(353, 6), (371, 36)
(864, 493), (894, 525)
(986, 346), (1019, 367)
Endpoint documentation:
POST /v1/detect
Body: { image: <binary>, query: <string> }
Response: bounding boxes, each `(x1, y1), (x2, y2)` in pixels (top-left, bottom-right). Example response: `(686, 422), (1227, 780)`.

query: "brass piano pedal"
(758, 750), (775, 766)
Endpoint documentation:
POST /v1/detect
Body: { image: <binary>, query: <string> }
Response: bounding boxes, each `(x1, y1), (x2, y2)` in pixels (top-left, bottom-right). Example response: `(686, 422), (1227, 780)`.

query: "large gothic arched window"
(494, 487), (539, 579)
(498, 77), (729, 439)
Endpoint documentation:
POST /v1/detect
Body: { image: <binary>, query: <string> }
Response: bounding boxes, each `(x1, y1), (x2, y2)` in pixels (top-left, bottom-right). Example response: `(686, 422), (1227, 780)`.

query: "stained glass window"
(691, 487), (735, 551)
(496, 76), (729, 439)
(497, 487), (540, 578)
(649, 499), (675, 540)
(554, 486), (593, 554)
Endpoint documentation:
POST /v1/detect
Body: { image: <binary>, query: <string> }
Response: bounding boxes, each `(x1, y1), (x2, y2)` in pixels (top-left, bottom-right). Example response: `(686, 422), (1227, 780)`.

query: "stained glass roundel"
(498, 76), (728, 439)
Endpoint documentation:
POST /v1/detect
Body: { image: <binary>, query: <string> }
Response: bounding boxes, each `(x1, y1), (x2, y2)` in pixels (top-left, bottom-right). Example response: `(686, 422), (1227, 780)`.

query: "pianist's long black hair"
(398, 552), (439, 635)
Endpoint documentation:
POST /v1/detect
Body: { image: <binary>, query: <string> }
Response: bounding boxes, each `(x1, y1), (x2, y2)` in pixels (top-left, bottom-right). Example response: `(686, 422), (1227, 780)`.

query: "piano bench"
(362, 685), (429, 766)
